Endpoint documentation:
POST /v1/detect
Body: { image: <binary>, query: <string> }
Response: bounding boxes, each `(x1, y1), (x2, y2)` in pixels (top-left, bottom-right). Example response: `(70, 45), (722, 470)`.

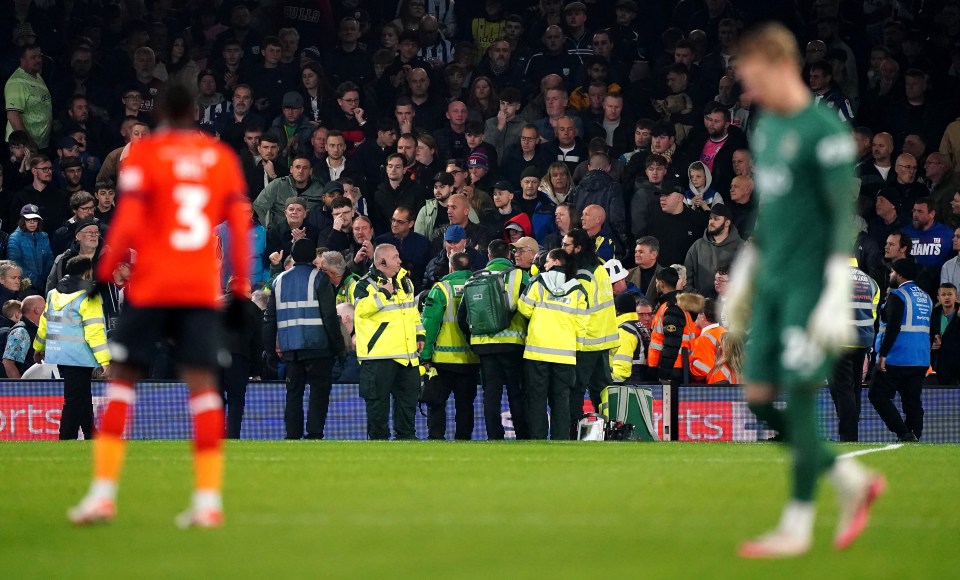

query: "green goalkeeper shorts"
(743, 283), (837, 386)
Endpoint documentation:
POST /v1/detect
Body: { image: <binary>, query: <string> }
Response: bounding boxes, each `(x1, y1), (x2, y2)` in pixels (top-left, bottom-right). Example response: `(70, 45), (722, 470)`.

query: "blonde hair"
(714, 332), (744, 377)
(738, 23), (801, 67)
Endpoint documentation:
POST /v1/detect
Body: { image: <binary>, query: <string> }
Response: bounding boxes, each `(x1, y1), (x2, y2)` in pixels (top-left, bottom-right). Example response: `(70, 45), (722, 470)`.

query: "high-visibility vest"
(885, 281), (932, 367)
(353, 267), (423, 366)
(36, 289), (109, 367)
(847, 267), (879, 349)
(612, 313), (646, 382)
(690, 324), (726, 380)
(469, 265), (528, 347)
(425, 276), (478, 364)
(707, 364), (739, 384)
(647, 298), (696, 370)
(336, 273), (359, 305)
(273, 264), (329, 353)
(517, 272), (586, 365)
(576, 263), (619, 352)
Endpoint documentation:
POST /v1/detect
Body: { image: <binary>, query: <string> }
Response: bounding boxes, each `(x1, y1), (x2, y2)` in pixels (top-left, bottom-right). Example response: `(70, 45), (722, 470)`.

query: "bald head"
(580, 204), (607, 235)
(21, 295), (45, 324)
(730, 175), (754, 204)
(872, 132), (894, 164)
(895, 152), (918, 184)
(924, 152), (952, 182)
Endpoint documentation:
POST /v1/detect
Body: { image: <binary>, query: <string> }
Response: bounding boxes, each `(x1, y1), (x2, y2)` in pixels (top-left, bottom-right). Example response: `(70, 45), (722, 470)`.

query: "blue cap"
(444, 225), (467, 242)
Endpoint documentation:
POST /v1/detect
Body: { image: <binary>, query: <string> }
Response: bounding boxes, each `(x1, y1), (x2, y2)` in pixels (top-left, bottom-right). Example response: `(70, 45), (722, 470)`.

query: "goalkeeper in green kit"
(726, 23), (886, 559)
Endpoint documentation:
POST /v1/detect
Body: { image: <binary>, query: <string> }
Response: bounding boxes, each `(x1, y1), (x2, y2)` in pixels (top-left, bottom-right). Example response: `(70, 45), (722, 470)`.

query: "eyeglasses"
(34, 166), (53, 172)
(561, 242), (574, 248)
(79, 230), (100, 236)
(340, 97), (359, 104)
(78, 205), (95, 211)
(520, 136), (537, 142)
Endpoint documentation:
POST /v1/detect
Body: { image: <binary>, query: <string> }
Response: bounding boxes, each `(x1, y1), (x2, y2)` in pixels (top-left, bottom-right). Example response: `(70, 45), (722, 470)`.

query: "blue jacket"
(264, 263), (344, 359)
(216, 221), (268, 290)
(879, 281), (932, 367)
(8, 228), (53, 287)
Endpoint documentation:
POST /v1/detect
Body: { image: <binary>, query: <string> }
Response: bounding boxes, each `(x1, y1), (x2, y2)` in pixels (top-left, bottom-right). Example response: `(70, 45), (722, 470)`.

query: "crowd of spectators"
(4, 0), (960, 397)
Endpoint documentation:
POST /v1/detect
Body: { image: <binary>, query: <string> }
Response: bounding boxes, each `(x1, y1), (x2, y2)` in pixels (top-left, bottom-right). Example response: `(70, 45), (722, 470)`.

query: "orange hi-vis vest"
(647, 299), (697, 369)
(707, 364), (740, 384)
(690, 324), (727, 381)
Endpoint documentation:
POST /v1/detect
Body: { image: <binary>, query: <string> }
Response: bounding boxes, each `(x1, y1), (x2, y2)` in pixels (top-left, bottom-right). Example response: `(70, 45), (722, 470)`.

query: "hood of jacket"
(538, 180), (572, 205)
(704, 224), (742, 247)
(502, 212), (533, 241)
(538, 269), (582, 296)
(53, 275), (94, 305)
(687, 161), (713, 196)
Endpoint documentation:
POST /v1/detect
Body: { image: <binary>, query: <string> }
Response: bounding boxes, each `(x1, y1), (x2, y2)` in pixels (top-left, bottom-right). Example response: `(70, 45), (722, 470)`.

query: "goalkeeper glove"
(808, 254), (855, 352)
(724, 244), (757, 337)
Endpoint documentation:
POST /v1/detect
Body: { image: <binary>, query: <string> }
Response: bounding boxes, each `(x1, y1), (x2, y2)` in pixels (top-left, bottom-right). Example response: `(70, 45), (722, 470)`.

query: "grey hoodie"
(682, 224), (745, 294)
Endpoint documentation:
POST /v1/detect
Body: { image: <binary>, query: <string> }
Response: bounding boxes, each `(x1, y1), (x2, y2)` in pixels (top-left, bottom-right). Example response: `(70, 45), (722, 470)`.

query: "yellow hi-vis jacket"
(468, 259), (529, 348)
(577, 262), (619, 352)
(420, 270), (478, 364)
(352, 267), (423, 366)
(611, 312), (644, 382)
(34, 288), (110, 367)
(517, 270), (587, 365)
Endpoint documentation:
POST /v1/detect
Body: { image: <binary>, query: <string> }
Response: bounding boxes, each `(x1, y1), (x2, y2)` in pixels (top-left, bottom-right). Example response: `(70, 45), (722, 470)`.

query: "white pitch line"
(839, 443), (904, 458)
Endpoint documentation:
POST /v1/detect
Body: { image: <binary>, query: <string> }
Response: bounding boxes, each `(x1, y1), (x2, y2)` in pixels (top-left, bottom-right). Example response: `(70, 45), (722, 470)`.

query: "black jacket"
(675, 125), (749, 203)
(654, 289), (688, 380)
(931, 305), (960, 374)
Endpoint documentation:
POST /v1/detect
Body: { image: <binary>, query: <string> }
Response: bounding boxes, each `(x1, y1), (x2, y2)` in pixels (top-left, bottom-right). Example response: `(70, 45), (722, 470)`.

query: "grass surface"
(1, 441), (958, 579)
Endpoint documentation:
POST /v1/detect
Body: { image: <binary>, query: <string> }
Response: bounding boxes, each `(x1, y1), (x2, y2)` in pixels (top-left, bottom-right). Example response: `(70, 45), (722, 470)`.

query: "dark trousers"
(426, 363), (479, 440)
(572, 351), (611, 436)
(360, 359), (420, 440)
(284, 356), (333, 439)
(524, 359), (574, 440)
(59, 365), (94, 440)
(868, 364), (926, 439)
(829, 347), (867, 442)
(220, 357), (250, 439)
(479, 352), (528, 440)
(934, 357), (960, 385)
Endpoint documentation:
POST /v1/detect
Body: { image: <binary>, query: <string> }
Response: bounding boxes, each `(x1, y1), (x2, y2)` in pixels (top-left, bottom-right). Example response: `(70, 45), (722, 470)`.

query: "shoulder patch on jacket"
(665, 324), (677, 333)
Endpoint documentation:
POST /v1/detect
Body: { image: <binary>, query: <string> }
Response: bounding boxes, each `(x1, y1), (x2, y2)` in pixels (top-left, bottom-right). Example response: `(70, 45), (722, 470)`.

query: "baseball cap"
(322, 180), (344, 195)
(659, 174), (683, 195)
(282, 92), (304, 108)
(301, 46), (322, 63)
(493, 180), (515, 192)
(467, 151), (489, 170)
(60, 156), (83, 170)
(444, 225), (467, 242)
(58, 136), (81, 149)
(512, 236), (539, 253)
(504, 222), (525, 234)
(710, 204), (732, 219)
(564, 1), (587, 13)
(604, 259), (629, 284)
(20, 204), (42, 220)
(434, 171), (454, 186)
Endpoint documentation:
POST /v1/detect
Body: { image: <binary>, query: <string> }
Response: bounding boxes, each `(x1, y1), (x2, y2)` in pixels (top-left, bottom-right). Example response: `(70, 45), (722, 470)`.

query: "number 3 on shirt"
(171, 184), (211, 250)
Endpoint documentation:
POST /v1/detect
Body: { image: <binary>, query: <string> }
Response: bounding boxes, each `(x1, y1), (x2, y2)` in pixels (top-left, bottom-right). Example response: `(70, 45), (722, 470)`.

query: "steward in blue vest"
(33, 256), (110, 440)
(263, 239), (344, 439)
(829, 261), (880, 441)
(869, 259), (931, 441)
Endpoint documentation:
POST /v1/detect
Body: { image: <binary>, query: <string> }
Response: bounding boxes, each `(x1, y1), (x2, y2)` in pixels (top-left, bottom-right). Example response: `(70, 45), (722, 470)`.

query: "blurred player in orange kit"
(67, 84), (252, 529)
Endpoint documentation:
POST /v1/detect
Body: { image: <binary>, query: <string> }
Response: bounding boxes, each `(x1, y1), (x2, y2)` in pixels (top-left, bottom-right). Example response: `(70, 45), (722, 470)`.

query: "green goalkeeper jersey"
(750, 102), (858, 291)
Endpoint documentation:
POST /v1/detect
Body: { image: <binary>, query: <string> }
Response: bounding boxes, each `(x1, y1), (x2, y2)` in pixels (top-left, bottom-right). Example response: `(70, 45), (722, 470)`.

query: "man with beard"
(683, 204), (744, 294)
(678, 103), (748, 202)
(214, 85), (265, 153)
(371, 153), (426, 235)
(473, 39), (524, 91)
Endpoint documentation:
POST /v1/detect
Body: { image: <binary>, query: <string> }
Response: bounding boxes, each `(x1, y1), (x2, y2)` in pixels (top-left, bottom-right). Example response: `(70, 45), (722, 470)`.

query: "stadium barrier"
(1, 381), (958, 442)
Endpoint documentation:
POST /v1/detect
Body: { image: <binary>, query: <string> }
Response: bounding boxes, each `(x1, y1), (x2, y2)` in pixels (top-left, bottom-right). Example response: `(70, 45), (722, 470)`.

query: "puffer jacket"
(8, 228), (53, 289)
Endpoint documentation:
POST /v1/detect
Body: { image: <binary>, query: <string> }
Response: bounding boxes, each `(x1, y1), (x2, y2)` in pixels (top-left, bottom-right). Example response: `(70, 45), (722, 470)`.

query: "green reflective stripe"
(46, 334), (86, 343)
(434, 345), (472, 353)
(366, 321), (388, 353)
(525, 345), (576, 358)
(278, 318), (325, 328)
(82, 317), (106, 326)
(91, 343), (110, 353)
(613, 354), (633, 363)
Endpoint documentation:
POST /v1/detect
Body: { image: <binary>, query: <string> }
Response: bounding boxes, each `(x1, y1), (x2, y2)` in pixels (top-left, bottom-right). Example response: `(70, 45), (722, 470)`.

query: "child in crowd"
(683, 161), (723, 211)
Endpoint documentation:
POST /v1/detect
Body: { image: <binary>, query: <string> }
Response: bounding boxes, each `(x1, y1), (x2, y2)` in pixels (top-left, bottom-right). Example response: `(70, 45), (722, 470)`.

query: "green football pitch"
(2, 442), (957, 578)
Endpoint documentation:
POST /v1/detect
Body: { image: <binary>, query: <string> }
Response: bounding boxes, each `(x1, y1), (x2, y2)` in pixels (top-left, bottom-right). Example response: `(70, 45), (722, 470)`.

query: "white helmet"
(604, 259), (629, 283)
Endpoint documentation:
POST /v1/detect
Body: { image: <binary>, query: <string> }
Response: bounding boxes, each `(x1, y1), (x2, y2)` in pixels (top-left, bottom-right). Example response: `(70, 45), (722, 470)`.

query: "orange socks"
(190, 389), (225, 493)
(92, 381), (135, 486)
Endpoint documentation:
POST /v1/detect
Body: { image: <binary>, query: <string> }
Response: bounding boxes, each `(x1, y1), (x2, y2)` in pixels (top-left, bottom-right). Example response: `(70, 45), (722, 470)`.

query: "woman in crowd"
(467, 76), (498, 121)
(8, 205), (53, 293)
